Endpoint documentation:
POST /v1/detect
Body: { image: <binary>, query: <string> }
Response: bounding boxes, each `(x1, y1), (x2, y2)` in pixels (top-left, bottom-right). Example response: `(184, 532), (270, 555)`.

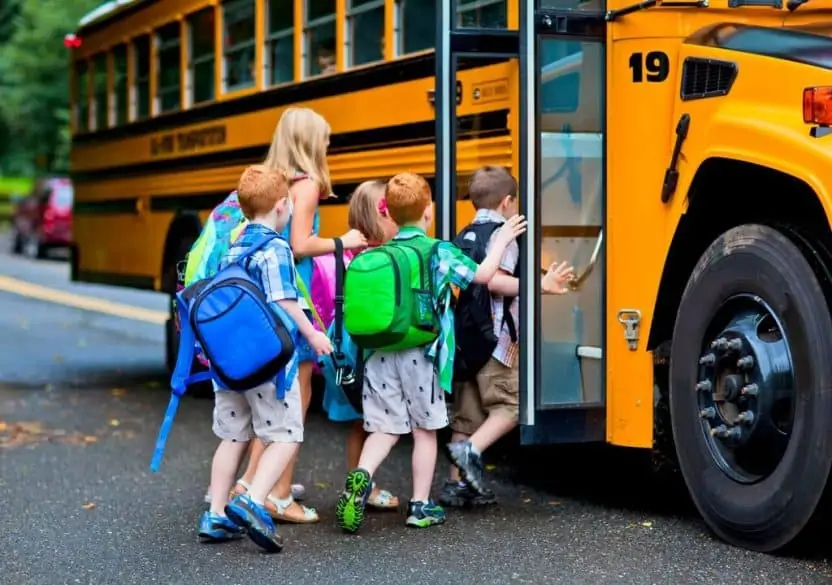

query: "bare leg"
(238, 440), (264, 486)
(357, 432), (399, 476)
(346, 421), (366, 469)
(209, 440), (249, 516)
(411, 428), (437, 502)
(469, 413), (517, 454)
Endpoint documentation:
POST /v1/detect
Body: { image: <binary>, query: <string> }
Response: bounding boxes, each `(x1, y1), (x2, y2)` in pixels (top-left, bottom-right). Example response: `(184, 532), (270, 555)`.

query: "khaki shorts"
(362, 347), (449, 434)
(451, 357), (519, 435)
(212, 378), (303, 444)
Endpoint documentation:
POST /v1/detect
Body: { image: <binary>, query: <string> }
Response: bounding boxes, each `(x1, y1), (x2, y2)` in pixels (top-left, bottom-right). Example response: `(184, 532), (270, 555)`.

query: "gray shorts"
(362, 347), (449, 434)
(212, 378), (303, 444)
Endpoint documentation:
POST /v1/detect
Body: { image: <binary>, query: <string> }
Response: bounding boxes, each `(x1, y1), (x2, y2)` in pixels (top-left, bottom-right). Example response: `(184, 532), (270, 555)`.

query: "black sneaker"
(438, 480), (497, 508)
(446, 440), (487, 496)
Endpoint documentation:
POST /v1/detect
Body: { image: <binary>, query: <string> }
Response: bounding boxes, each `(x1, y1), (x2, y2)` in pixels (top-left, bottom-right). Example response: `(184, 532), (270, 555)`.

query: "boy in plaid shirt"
(201, 165), (332, 553)
(335, 173), (526, 532)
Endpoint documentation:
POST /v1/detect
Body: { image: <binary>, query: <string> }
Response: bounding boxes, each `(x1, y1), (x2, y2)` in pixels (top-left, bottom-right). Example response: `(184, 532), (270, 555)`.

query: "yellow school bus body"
(70, 0), (832, 553)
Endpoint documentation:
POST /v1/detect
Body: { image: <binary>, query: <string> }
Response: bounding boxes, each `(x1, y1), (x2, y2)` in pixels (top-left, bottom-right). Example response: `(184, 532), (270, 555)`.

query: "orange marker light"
(803, 86), (832, 125)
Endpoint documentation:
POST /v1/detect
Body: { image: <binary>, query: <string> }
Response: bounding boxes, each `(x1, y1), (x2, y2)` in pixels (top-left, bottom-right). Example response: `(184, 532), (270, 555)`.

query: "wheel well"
(647, 158), (832, 350)
(160, 211), (202, 293)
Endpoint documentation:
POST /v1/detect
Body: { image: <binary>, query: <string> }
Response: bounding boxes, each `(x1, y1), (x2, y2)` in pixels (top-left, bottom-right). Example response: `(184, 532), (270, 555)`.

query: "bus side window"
(398, 0), (435, 54)
(74, 60), (89, 132)
(347, 0), (384, 67)
(267, 0), (294, 85)
(92, 52), (108, 130)
(456, 0), (507, 28)
(223, 0), (256, 91)
(157, 22), (182, 113)
(188, 7), (216, 104)
(304, 0), (336, 77)
(113, 44), (128, 125)
(134, 35), (151, 120)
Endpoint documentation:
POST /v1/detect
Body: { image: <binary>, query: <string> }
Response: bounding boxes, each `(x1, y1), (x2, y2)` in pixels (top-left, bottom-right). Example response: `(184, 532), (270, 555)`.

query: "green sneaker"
(405, 499), (446, 528)
(336, 468), (372, 533)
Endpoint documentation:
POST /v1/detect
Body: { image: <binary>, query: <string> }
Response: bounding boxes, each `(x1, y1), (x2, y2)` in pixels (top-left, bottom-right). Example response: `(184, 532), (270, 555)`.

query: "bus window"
(157, 22), (181, 113)
(189, 7), (215, 104)
(267, 0), (294, 85)
(113, 44), (128, 125)
(347, 0), (384, 67)
(92, 53), (108, 130)
(134, 35), (151, 120)
(399, 0), (435, 54)
(75, 60), (89, 132)
(223, 0), (256, 91)
(540, 0), (605, 9)
(305, 0), (336, 76)
(456, 0), (506, 28)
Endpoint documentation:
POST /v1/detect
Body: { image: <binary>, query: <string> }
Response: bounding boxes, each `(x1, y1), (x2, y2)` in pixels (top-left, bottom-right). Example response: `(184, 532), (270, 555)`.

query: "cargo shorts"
(212, 378), (303, 444)
(362, 347), (449, 435)
(451, 357), (519, 435)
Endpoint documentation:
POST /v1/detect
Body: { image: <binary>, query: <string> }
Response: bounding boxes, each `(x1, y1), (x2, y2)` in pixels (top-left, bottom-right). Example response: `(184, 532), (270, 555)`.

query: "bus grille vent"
(681, 58), (738, 101)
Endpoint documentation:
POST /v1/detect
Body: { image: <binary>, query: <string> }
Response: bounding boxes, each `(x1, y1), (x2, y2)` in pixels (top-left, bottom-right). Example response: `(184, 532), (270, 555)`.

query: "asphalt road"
(1, 232), (830, 585)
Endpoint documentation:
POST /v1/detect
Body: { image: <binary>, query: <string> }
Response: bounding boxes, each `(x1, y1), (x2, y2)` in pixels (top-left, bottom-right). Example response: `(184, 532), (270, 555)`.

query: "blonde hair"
(263, 107), (332, 195)
(348, 180), (386, 243)
(237, 164), (289, 219)
(386, 173), (431, 225)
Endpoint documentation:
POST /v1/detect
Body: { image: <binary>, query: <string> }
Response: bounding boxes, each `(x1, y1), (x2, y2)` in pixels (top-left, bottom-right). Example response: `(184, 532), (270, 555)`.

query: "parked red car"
(10, 178), (74, 258)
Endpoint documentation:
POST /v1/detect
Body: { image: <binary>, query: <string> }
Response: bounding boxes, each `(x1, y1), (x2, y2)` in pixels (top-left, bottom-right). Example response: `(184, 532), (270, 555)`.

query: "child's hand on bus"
(309, 329), (334, 356)
(495, 214), (527, 247)
(542, 261), (575, 295)
(341, 229), (368, 250)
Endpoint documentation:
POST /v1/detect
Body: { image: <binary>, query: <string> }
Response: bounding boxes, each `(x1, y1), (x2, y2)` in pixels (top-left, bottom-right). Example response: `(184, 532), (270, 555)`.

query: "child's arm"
(488, 261), (576, 296)
(278, 298), (318, 340)
(471, 215), (527, 284)
(290, 181), (367, 256)
(488, 271), (519, 296)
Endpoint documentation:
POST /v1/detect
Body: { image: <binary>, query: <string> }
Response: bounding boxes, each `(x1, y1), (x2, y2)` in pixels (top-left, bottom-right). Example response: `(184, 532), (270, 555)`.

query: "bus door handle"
(567, 230), (603, 291)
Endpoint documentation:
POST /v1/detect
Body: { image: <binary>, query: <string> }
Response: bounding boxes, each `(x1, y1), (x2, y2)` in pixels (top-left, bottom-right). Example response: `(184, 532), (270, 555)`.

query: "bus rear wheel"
(670, 224), (832, 552)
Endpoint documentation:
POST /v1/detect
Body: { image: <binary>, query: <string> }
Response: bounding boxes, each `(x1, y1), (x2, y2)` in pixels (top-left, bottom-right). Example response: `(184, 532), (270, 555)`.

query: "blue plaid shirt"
(221, 223), (300, 393)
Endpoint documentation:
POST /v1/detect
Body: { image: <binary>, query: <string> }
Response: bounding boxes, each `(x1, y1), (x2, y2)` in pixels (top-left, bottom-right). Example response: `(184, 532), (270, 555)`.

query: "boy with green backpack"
(335, 172), (527, 532)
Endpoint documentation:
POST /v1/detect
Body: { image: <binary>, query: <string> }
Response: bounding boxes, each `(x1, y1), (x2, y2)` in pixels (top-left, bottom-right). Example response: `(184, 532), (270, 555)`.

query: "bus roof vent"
(681, 58), (738, 101)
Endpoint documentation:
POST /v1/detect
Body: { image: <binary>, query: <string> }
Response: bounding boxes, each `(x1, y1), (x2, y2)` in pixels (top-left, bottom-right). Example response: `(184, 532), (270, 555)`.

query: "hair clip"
(377, 197), (389, 216)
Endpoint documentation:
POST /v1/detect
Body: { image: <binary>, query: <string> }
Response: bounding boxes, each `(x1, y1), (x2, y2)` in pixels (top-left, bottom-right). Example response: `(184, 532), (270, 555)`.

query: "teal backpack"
(344, 235), (440, 351)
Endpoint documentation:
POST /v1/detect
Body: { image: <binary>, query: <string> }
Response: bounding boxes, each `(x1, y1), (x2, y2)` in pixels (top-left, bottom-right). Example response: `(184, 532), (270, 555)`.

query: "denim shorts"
(296, 310), (316, 364)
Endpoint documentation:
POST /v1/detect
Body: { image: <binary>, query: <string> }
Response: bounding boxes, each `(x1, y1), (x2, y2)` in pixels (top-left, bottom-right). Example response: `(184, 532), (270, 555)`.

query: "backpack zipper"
(375, 248), (401, 305)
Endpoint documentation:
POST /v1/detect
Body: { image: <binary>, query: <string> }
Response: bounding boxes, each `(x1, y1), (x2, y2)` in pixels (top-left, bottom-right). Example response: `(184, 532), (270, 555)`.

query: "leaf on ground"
(522, 498), (532, 504)
(110, 388), (127, 398)
(108, 419), (120, 427)
(485, 464), (497, 472)
(144, 380), (161, 389)
(315, 482), (331, 489)
(640, 521), (653, 528)
(548, 501), (562, 507)
(83, 435), (98, 444)
(81, 502), (96, 510)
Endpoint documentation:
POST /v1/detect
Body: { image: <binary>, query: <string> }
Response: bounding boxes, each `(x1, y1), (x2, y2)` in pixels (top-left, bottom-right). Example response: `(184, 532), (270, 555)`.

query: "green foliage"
(0, 0), (100, 176)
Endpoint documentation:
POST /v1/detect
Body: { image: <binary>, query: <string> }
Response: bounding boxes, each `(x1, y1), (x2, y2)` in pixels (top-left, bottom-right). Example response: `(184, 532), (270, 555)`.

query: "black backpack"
(452, 221), (518, 382)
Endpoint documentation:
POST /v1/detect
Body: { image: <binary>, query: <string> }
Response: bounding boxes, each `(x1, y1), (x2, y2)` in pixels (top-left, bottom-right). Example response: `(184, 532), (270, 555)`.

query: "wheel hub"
(696, 295), (796, 483)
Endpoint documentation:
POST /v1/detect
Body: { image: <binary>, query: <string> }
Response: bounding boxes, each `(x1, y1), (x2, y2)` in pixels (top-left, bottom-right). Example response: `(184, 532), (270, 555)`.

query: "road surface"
(0, 233), (830, 585)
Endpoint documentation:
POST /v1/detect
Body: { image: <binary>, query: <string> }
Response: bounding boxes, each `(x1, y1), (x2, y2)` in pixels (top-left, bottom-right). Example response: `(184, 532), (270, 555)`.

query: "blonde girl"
(235, 108), (367, 524)
(320, 180), (399, 509)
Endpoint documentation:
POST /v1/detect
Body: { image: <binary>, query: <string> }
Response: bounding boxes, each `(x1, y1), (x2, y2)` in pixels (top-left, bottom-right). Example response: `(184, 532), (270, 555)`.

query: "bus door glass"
(435, 0), (518, 240)
(517, 0), (607, 443)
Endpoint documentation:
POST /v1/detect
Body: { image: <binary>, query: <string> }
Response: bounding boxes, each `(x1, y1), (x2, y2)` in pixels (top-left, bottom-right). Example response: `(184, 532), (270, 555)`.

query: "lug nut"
(696, 380), (713, 392)
(711, 425), (742, 439)
(741, 383), (758, 397)
(699, 353), (716, 366)
(727, 338), (743, 351)
(710, 425), (728, 437)
(737, 356), (754, 369)
(736, 411), (755, 424)
(711, 337), (727, 350)
(699, 407), (716, 419)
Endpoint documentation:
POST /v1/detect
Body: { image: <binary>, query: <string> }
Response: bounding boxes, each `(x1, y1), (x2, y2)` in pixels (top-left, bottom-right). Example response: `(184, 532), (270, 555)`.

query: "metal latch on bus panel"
(427, 81), (463, 107)
(617, 309), (641, 351)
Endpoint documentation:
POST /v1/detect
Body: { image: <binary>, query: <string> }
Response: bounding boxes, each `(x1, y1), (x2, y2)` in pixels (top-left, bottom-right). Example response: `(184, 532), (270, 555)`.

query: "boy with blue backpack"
(151, 165), (332, 553)
(335, 173), (526, 533)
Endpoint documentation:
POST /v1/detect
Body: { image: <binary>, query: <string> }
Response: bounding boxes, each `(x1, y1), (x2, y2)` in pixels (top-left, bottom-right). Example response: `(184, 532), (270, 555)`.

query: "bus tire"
(163, 231), (213, 400)
(670, 223), (832, 552)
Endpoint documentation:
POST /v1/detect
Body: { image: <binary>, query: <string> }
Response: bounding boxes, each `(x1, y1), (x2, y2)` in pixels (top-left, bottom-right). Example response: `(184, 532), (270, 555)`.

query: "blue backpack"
(150, 234), (298, 472)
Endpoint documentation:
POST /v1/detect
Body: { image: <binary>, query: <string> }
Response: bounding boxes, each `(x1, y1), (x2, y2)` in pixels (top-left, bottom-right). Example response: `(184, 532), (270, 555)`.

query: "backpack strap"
(332, 238), (345, 352)
(295, 271), (326, 331)
(150, 291), (212, 473)
(234, 232), (279, 265)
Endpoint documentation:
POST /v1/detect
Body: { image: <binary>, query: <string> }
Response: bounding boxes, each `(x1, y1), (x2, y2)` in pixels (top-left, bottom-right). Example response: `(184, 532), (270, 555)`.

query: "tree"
(0, 0), (99, 175)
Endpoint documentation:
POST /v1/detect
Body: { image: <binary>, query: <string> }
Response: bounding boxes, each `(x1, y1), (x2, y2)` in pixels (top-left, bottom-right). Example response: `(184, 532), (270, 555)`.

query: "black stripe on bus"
(686, 23), (832, 70)
(71, 109), (510, 183)
(71, 53), (510, 146)
(74, 175), (443, 216)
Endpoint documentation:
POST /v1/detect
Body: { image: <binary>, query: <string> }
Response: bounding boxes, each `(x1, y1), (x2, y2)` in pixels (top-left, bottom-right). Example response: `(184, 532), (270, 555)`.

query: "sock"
(469, 442), (481, 456)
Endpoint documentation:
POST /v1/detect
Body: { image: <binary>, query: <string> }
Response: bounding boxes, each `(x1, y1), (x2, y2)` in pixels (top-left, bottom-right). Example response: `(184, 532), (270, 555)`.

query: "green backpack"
(344, 235), (441, 351)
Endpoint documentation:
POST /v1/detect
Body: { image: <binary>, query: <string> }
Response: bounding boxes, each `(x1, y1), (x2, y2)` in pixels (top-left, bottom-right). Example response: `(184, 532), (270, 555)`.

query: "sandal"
(367, 484), (399, 510)
(204, 479), (306, 503)
(266, 495), (320, 524)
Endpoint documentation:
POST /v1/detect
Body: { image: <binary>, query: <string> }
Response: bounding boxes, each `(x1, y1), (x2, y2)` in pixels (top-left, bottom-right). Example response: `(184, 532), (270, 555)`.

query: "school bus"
(68, 0), (832, 553)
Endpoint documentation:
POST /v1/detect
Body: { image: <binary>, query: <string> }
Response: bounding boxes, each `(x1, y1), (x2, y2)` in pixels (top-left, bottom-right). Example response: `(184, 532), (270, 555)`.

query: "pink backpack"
(310, 250), (355, 373)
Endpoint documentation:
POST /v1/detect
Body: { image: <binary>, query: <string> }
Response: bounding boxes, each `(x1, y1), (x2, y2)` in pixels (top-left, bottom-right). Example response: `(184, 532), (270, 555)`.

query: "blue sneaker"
(198, 511), (244, 543)
(225, 494), (284, 553)
(405, 499), (446, 528)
